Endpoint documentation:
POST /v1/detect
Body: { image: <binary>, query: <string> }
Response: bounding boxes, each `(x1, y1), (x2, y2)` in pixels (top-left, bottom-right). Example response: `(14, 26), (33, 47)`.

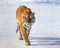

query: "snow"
(0, 2), (60, 48)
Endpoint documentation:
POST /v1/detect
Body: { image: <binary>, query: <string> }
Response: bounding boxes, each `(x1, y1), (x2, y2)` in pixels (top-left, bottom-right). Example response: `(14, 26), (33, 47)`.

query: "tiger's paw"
(18, 37), (23, 40)
(25, 40), (30, 45)
(25, 42), (30, 46)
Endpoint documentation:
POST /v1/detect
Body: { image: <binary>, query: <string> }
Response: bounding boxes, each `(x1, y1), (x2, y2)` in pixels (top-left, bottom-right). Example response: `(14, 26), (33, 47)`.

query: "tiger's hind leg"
(16, 23), (23, 40)
(18, 31), (23, 40)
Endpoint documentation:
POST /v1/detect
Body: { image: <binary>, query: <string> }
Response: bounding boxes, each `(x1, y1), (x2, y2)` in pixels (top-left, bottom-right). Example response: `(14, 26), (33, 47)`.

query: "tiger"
(16, 5), (35, 45)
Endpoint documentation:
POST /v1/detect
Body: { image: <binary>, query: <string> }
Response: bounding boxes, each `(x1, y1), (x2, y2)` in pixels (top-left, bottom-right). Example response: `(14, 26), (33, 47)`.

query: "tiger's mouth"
(24, 23), (31, 31)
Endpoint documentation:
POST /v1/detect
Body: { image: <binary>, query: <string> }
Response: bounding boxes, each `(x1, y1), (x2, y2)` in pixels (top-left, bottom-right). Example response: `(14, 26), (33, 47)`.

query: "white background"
(0, 0), (60, 3)
(0, 1), (60, 48)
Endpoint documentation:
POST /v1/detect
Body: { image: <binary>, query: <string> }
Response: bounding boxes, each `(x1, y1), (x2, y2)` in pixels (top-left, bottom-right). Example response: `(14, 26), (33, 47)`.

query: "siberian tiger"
(16, 5), (35, 45)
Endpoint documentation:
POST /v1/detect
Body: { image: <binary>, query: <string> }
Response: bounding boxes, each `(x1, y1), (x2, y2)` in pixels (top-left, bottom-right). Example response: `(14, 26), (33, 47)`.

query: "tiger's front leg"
(27, 26), (31, 37)
(18, 31), (23, 40)
(20, 27), (30, 45)
(16, 23), (23, 40)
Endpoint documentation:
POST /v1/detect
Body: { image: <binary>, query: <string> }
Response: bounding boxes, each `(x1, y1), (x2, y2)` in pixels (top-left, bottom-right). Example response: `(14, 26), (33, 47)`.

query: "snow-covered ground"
(0, 2), (60, 48)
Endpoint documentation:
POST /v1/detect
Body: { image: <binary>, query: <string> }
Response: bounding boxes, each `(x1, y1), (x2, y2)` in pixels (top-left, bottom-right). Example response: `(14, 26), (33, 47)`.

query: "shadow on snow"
(29, 37), (60, 46)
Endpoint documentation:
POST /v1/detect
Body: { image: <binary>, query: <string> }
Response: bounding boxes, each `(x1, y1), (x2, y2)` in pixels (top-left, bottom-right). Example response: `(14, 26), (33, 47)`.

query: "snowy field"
(0, 2), (60, 48)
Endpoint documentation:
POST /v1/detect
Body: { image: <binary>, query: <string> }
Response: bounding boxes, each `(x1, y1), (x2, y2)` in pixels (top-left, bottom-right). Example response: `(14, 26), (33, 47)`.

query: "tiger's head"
(22, 8), (35, 30)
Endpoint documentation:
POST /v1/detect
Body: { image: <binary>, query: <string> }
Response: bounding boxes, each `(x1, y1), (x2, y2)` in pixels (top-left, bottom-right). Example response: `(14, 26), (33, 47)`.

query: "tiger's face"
(23, 12), (35, 30)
